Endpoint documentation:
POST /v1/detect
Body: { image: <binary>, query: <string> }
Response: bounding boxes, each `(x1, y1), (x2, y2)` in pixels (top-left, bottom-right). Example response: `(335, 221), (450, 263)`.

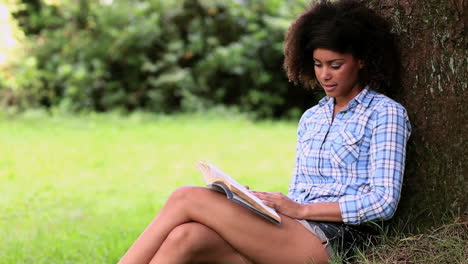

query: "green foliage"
(4, 0), (320, 118)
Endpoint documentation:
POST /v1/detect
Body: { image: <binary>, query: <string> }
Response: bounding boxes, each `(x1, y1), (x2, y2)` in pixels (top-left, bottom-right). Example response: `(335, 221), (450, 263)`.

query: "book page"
(196, 161), (216, 183)
(198, 161), (279, 220)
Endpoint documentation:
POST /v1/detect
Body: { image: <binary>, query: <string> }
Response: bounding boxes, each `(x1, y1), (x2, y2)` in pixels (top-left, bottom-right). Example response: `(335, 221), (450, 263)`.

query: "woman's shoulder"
(368, 90), (412, 134)
(299, 95), (332, 120)
(369, 90), (408, 115)
(296, 103), (324, 135)
(300, 104), (322, 119)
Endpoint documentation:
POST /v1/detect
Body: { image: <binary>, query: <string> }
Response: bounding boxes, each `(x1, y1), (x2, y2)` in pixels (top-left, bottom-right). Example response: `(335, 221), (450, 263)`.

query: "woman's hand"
(250, 191), (304, 219)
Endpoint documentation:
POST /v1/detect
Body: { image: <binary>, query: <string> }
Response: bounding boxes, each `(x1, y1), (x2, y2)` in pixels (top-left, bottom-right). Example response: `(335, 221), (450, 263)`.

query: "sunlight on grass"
(0, 112), (296, 263)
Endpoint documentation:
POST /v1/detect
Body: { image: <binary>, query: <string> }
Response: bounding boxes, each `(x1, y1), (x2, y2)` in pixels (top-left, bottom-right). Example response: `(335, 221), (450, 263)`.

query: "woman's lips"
(322, 84), (337, 92)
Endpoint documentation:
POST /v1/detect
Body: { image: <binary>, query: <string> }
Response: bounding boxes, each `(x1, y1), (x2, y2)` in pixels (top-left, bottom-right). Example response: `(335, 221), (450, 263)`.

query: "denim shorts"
(297, 219), (373, 258)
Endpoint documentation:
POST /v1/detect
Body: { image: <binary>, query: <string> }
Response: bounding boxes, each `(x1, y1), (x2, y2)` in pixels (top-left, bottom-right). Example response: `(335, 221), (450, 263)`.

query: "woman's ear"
(358, 60), (365, 69)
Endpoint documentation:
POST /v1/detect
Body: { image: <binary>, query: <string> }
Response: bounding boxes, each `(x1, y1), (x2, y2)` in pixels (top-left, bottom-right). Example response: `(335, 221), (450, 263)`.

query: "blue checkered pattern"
(288, 87), (411, 225)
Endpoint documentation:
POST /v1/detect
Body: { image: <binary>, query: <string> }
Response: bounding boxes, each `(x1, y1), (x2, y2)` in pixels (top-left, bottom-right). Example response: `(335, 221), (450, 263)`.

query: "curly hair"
(283, 0), (400, 94)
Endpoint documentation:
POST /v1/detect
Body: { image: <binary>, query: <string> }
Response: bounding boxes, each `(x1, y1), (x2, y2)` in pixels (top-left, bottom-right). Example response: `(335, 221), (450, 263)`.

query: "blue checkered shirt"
(288, 87), (411, 225)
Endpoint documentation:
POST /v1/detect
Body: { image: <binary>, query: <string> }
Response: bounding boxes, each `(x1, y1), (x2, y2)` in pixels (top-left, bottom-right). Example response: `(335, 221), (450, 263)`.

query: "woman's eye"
(331, 65), (342, 69)
(314, 63), (322, 67)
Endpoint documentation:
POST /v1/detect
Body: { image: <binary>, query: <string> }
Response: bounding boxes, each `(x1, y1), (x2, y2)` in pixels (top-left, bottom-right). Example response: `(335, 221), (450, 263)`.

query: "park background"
(0, 0), (466, 263)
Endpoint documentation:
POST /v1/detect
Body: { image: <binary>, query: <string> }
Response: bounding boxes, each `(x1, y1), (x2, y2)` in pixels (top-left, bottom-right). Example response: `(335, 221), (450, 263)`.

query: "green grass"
(346, 217), (468, 264)
(0, 111), (296, 263)
(1, 111), (466, 264)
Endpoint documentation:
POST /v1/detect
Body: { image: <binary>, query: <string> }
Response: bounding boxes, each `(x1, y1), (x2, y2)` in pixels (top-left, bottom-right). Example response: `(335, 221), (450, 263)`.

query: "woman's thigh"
(171, 186), (329, 264)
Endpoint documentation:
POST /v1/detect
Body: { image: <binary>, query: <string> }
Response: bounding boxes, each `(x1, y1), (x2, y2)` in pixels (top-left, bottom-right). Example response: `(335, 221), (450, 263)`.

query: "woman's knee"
(163, 222), (212, 255)
(169, 186), (212, 205)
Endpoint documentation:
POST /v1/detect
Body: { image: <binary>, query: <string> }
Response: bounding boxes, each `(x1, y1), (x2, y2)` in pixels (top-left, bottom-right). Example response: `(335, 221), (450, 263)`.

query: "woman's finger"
(262, 200), (275, 208)
(253, 191), (273, 199)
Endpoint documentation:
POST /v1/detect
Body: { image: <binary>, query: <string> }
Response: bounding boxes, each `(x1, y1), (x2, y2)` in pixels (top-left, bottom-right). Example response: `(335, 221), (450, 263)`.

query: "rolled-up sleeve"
(338, 102), (411, 224)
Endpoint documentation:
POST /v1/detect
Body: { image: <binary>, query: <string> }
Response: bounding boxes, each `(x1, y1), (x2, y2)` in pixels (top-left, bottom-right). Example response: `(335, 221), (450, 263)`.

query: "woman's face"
(313, 48), (364, 106)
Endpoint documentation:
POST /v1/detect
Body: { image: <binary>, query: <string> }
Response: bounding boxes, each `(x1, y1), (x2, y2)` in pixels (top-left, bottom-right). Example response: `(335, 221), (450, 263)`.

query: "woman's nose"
(321, 67), (331, 80)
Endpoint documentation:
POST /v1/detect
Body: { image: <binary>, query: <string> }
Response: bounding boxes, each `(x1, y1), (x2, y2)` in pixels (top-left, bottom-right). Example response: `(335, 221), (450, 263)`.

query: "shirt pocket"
(330, 127), (365, 168)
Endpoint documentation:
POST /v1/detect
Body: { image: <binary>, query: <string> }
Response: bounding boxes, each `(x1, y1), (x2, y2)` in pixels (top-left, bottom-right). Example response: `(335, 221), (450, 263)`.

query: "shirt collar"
(318, 85), (374, 109)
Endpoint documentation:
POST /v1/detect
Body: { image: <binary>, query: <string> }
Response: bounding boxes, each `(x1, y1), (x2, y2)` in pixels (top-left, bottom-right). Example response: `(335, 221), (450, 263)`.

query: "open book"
(196, 161), (281, 225)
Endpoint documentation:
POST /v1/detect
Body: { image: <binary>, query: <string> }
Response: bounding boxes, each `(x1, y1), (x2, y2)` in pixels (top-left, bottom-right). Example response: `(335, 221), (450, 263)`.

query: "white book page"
(197, 161), (215, 184)
(205, 161), (279, 218)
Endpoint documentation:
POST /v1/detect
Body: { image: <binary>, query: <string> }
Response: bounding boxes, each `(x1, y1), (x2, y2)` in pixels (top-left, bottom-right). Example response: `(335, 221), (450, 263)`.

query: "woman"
(118, 1), (411, 263)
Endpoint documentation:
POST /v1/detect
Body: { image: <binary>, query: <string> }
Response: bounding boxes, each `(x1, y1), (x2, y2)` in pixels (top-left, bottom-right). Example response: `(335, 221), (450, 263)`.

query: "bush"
(4, 0), (322, 118)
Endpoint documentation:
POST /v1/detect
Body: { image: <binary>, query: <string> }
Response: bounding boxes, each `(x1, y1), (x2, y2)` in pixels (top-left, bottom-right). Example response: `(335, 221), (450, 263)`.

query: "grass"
(0, 111), (465, 263)
(345, 217), (468, 264)
(0, 110), (295, 263)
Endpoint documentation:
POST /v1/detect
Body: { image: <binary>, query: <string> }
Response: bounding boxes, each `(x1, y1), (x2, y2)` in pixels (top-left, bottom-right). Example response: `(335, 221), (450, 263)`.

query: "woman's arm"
(298, 202), (343, 222)
(252, 191), (343, 222)
(338, 102), (411, 224)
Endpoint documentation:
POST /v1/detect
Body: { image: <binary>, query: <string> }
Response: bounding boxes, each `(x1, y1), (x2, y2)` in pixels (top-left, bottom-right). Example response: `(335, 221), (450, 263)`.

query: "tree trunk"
(367, 0), (467, 229)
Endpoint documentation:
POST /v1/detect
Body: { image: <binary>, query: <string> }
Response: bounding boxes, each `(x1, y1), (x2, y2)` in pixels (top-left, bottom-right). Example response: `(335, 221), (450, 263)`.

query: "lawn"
(1, 111), (465, 264)
(0, 111), (296, 263)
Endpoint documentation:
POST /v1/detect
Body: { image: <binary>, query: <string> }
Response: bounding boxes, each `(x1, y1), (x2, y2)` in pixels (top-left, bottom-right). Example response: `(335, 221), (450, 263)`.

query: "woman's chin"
(323, 89), (336, 97)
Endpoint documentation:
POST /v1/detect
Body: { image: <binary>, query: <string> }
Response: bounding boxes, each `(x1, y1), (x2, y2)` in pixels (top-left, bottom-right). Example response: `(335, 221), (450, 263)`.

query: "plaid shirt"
(288, 87), (411, 225)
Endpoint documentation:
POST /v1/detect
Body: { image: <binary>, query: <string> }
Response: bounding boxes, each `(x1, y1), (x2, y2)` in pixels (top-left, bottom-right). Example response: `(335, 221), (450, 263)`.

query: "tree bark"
(366, 0), (467, 229)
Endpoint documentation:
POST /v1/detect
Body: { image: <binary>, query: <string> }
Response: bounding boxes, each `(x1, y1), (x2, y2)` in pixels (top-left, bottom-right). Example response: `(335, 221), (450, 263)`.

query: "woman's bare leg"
(118, 186), (328, 264)
(149, 222), (251, 264)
